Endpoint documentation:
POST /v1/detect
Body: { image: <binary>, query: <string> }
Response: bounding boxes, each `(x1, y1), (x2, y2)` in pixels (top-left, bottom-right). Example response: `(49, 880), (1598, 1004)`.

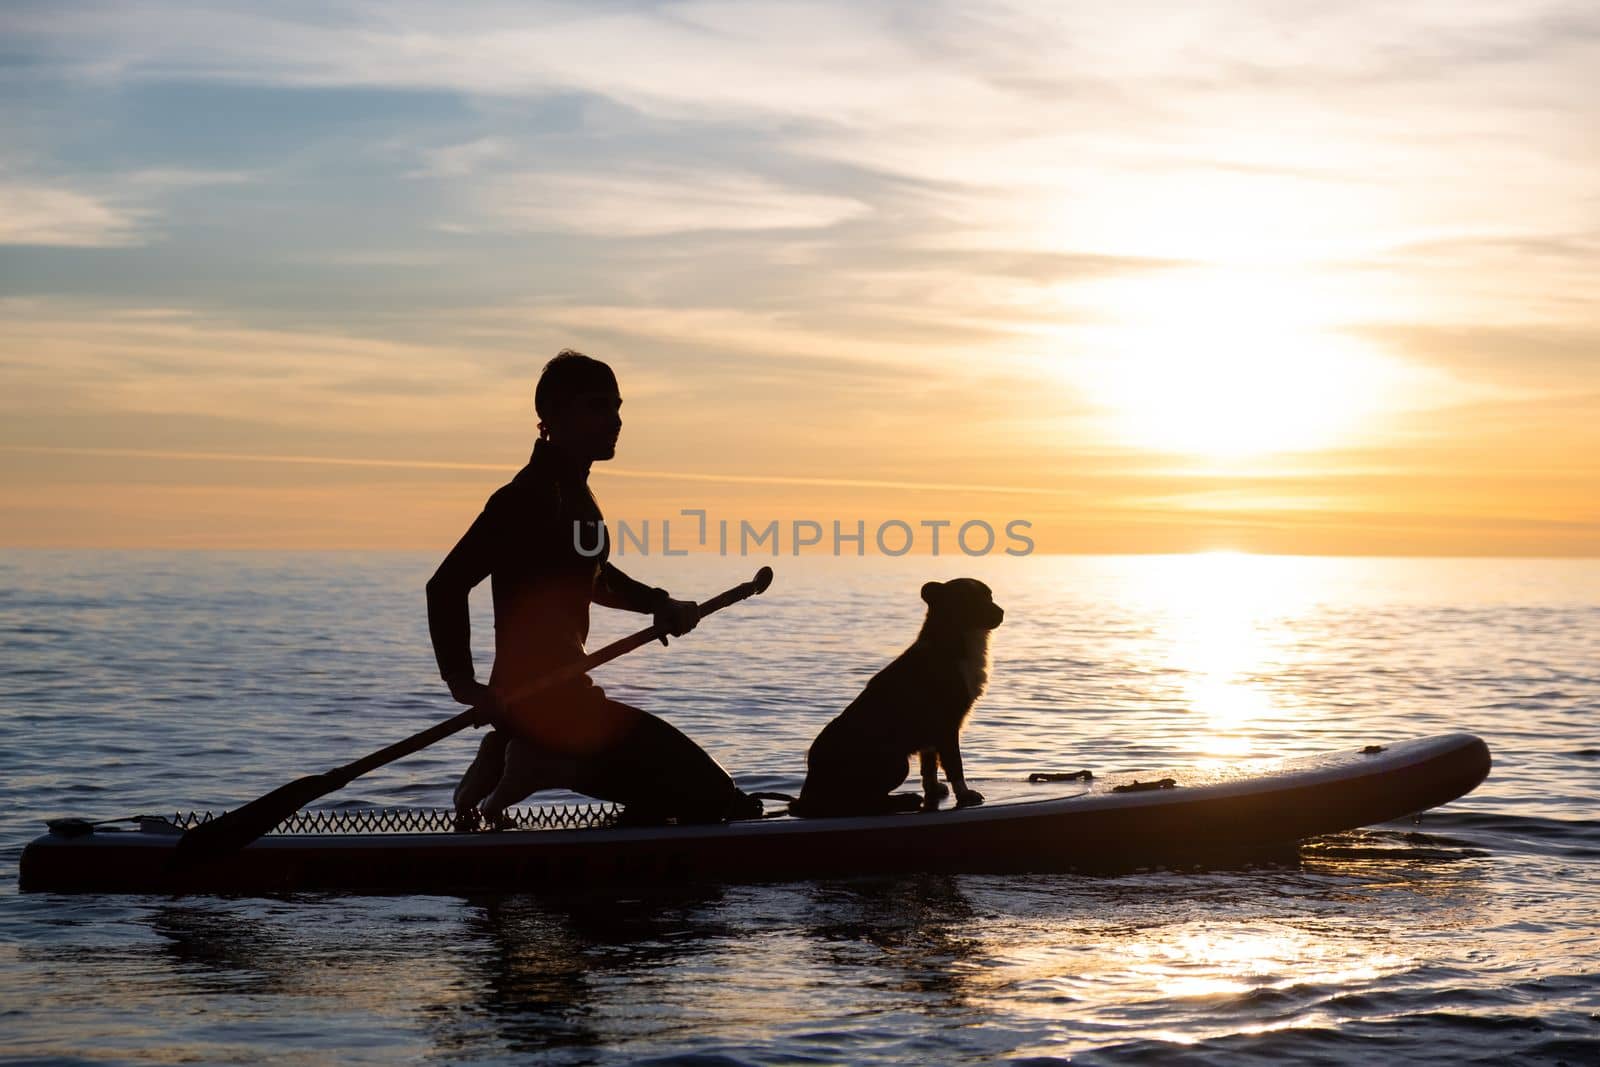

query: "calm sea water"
(1, 551), (1597, 1065)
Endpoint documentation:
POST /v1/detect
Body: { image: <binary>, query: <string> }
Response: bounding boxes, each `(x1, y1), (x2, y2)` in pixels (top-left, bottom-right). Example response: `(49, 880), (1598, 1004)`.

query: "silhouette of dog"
(791, 578), (1003, 817)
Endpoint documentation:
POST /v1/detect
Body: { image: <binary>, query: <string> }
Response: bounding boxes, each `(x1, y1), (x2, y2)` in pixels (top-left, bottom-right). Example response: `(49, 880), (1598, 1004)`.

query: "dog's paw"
(923, 780), (950, 801)
(955, 787), (985, 807)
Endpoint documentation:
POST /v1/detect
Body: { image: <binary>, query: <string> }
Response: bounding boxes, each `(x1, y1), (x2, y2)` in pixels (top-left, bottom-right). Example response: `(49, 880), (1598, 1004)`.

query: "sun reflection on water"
(967, 918), (1415, 1045)
(1126, 552), (1327, 758)
(1134, 925), (1407, 1001)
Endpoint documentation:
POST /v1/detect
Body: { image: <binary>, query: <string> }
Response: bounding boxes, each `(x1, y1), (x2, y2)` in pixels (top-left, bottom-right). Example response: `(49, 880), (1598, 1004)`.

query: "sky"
(2, 0), (1597, 555)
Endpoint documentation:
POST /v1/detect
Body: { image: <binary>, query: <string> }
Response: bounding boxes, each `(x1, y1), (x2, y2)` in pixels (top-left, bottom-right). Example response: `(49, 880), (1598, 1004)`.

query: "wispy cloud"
(408, 137), (515, 179)
(1, 443), (1072, 497)
(0, 183), (142, 246)
(123, 168), (251, 190)
(468, 168), (869, 237)
(0, 300), (510, 427)
(0, 169), (250, 246)
(1353, 323), (1600, 392)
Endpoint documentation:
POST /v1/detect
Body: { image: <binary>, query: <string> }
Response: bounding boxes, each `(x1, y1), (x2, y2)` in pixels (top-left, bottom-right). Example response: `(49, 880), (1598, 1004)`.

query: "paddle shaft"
(175, 566), (773, 862)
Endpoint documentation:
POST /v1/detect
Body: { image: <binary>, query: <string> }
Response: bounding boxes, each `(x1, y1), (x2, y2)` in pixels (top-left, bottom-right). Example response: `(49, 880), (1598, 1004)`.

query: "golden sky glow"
(1, 2), (1596, 554)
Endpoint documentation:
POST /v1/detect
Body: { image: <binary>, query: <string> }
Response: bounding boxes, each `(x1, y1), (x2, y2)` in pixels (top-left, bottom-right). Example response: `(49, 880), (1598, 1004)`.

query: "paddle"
(173, 566), (775, 866)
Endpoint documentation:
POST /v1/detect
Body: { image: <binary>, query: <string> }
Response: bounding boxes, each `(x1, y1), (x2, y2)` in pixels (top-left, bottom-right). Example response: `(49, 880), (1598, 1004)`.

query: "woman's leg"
(480, 739), (582, 822)
(453, 730), (510, 822)
(574, 699), (748, 822)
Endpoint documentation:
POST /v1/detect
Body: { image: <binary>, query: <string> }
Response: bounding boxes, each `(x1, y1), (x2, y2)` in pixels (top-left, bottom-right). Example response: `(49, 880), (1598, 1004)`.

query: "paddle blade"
(172, 771), (338, 867)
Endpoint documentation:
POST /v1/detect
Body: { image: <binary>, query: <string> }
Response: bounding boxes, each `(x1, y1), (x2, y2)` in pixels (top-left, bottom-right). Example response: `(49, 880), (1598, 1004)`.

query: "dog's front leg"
(937, 735), (984, 807)
(919, 748), (949, 808)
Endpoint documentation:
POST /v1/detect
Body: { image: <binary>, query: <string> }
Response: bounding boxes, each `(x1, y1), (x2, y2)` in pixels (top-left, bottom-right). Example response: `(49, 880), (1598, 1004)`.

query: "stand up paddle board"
(18, 732), (1490, 894)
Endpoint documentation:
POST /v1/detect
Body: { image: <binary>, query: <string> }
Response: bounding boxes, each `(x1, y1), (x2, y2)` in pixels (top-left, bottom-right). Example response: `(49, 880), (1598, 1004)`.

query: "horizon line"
(0, 543), (1595, 561)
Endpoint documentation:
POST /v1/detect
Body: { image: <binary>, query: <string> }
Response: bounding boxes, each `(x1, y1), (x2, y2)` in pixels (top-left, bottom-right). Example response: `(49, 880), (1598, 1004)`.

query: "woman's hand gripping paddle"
(173, 567), (774, 867)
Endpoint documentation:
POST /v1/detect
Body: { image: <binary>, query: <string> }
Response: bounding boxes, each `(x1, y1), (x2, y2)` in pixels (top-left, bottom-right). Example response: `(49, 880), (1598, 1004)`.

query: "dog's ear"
(921, 580), (944, 604)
